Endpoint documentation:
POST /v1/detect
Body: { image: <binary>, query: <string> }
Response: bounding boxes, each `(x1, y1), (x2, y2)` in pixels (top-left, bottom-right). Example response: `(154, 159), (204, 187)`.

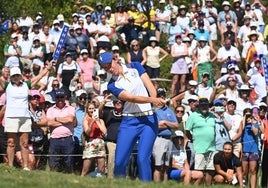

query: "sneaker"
(23, 167), (30, 171)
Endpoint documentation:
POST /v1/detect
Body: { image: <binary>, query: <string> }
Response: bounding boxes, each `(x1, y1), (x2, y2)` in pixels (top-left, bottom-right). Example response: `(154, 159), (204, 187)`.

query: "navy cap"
(199, 98), (209, 105)
(55, 88), (66, 97)
(98, 52), (113, 66)
(213, 99), (224, 106)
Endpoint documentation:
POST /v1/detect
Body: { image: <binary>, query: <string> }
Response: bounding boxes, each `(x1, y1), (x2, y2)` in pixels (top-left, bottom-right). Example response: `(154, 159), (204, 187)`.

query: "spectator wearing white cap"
(73, 89), (87, 173)
(4, 33), (22, 61)
(171, 80), (198, 111)
(143, 36), (168, 78)
(247, 60), (267, 104)
(28, 36), (45, 67)
(155, 0), (170, 34)
(75, 25), (90, 53)
(93, 69), (108, 95)
(235, 85), (253, 117)
(77, 49), (98, 93)
(237, 14), (252, 47)
(4, 64), (51, 170)
(49, 20), (62, 46)
(169, 130), (203, 185)
(192, 36), (217, 87)
(112, 45), (126, 65)
(217, 1), (237, 35)
(242, 30), (267, 71)
(105, 6), (116, 39)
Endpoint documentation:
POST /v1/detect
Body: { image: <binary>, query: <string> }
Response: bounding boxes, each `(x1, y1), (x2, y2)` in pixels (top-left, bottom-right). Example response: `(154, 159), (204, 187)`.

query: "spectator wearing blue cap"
(212, 99), (231, 151)
(98, 51), (165, 181)
(46, 88), (77, 173)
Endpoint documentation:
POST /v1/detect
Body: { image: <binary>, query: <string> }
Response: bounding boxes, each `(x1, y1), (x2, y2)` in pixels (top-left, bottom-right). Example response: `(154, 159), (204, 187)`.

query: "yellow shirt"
(106, 14), (116, 28)
(142, 9), (156, 30)
(128, 10), (144, 26)
(264, 25), (268, 40)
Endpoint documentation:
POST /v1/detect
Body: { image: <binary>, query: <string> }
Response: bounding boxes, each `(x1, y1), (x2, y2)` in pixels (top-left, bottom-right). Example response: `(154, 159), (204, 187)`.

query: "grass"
(0, 164), (235, 188)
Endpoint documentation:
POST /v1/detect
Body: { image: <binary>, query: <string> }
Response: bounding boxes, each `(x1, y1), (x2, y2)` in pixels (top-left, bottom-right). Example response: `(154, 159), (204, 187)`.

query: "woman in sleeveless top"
(126, 40), (146, 65)
(170, 34), (188, 97)
(216, 76), (239, 100)
(115, 2), (128, 28)
(143, 36), (168, 78)
(81, 102), (107, 176)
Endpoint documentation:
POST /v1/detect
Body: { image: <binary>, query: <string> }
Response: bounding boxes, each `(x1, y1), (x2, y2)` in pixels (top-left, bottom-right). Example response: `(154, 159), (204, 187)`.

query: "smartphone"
(252, 108), (259, 116)
(93, 109), (99, 119)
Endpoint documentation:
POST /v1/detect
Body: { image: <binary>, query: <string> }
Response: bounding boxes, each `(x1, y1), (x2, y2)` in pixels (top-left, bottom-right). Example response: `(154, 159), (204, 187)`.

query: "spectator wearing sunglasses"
(73, 89), (87, 173)
(46, 88), (77, 173)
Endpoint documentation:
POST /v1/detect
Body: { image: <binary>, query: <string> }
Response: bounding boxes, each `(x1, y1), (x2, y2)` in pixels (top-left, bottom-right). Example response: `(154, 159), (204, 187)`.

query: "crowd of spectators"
(0, 0), (268, 187)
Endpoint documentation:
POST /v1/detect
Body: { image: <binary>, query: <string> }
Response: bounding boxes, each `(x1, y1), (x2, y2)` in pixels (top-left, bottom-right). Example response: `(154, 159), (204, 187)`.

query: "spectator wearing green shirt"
(185, 97), (216, 186)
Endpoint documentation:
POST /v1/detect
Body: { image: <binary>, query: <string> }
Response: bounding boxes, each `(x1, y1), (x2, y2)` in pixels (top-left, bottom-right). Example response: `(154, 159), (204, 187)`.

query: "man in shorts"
(186, 97), (216, 185)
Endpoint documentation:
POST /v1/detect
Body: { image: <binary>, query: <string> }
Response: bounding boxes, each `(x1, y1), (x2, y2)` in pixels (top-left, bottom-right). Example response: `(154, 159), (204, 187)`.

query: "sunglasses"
(132, 44), (138, 47)
(55, 96), (65, 99)
(227, 102), (236, 105)
(176, 110), (184, 113)
(31, 96), (40, 100)
(228, 79), (236, 82)
(79, 97), (87, 100)
(53, 84), (59, 87)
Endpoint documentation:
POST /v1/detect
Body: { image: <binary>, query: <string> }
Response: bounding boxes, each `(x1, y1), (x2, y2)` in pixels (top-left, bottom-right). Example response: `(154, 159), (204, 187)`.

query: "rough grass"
(0, 164), (234, 188)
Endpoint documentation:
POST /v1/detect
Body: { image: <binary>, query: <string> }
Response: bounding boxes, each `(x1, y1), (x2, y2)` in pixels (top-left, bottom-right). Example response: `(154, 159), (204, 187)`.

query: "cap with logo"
(98, 52), (113, 66)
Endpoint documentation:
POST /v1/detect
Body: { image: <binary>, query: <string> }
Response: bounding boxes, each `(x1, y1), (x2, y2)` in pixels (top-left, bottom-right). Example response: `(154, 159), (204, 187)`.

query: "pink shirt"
(78, 58), (95, 83)
(46, 104), (75, 138)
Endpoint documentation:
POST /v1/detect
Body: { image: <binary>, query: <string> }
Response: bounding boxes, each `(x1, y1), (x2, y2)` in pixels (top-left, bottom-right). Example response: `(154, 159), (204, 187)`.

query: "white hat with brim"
(238, 84), (252, 90)
(10, 67), (22, 76)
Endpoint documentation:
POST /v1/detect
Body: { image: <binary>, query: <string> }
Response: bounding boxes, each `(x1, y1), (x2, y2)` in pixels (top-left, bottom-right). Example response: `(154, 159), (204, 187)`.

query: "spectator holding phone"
(241, 108), (259, 188)
(81, 102), (107, 177)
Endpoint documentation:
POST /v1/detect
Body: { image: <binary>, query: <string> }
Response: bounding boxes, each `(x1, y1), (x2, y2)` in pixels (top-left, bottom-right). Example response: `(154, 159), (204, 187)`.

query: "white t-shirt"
(224, 112), (242, 143)
(217, 46), (241, 73)
(248, 73), (267, 104)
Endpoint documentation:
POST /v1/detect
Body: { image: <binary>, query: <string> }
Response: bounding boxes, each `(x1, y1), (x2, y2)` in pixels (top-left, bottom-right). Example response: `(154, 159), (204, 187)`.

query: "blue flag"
(261, 55), (268, 86)
(52, 25), (69, 61)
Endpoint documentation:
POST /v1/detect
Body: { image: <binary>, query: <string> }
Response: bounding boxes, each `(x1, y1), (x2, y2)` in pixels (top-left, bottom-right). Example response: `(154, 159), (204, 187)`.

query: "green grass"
(0, 164), (235, 188)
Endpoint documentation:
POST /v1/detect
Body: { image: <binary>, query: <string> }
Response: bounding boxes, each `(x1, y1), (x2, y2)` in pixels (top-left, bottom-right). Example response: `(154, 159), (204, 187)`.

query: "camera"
(215, 106), (225, 113)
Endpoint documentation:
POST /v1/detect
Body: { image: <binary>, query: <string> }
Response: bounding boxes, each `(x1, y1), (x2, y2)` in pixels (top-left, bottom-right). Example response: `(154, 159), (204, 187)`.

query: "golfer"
(98, 52), (165, 181)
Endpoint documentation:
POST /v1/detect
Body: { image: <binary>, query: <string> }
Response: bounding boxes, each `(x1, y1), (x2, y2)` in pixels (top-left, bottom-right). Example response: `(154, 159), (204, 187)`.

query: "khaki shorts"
(4, 117), (32, 133)
(152, 136), (173, 166)
(195, 151), (216, 170)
